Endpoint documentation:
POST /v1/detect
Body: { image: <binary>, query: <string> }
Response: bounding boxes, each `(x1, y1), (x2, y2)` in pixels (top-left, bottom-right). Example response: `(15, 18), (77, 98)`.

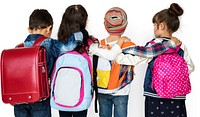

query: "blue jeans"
(98, 93), (129, 117)
(14, 98), (51, 117)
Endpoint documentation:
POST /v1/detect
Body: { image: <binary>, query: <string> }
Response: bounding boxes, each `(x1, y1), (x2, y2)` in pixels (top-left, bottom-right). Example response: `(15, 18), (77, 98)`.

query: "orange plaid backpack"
(97, 39), (135, 94)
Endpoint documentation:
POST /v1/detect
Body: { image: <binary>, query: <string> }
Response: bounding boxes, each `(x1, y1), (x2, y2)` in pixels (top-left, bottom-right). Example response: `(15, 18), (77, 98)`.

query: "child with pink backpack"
(118, 3), (195, 117)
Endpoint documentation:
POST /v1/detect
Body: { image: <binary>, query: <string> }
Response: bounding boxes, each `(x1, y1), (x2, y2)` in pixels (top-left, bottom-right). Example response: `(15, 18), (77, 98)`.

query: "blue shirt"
(23, 32), (83, 76)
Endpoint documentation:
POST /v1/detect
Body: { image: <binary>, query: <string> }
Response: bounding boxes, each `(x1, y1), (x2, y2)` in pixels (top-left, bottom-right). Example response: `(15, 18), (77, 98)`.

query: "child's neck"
(106, 34), (122, 43)
(160, 32), (172, 39)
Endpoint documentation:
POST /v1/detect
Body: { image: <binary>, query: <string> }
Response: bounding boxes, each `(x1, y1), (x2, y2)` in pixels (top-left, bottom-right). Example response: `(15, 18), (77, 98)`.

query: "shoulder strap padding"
(33, 36), (47, 46)
(121, 41), (136, 49)
(100, 39), (135, 49)
(16, 36), (47, 48)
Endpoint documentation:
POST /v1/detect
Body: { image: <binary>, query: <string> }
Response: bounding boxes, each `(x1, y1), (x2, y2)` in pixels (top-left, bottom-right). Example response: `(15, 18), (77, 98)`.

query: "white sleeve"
(182, 44), (195, 74)
(115, 53), (150, 65)
(89, 43), (122, 60)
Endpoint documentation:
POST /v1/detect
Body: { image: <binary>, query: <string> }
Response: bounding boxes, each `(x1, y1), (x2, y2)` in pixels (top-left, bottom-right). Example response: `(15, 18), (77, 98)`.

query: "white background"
(0, 0), (199, 117)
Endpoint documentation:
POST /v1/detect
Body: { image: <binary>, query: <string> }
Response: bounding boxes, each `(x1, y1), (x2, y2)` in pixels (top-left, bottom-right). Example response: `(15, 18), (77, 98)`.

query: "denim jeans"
(14, 98), (51, 117)
(98, 93), (129, 117)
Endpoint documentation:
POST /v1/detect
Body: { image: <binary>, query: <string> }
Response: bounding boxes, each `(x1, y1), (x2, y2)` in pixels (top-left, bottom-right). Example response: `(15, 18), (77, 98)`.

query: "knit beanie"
(104, 7), (128, 35)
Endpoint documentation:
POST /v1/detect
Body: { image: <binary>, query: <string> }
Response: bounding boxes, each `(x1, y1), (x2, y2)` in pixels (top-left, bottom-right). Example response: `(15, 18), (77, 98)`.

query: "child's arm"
(89, 38), (127, 60)
(115, 37), (178, 65)
(122, 39), (176, 58)
(115, 40), (177, 65)
(115, 53), (147, 66)
(182, 44), (195, 74)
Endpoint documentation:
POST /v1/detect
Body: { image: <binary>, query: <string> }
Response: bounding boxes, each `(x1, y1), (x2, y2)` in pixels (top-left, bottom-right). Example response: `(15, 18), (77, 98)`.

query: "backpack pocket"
(97, 70), (110, 88)
(108, 63), (132, 90)
(97, 58), (111, 89)
(53, 67), (84, 107)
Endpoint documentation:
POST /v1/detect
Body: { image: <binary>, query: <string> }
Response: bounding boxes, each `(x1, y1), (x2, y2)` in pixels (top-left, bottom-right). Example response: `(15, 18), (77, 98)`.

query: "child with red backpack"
(119, 3), (195, 117)
(3, 9), (86, 117)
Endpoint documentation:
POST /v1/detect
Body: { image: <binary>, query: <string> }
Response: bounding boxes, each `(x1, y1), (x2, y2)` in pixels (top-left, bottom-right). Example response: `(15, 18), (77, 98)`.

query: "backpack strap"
(16, 36), (47, 47)
(150, 38), (181, 54)
(164, 42), (182, 54)
(93, 55), (99, 113)
(33, 36), (47, 46)
(100, 39), (111, 49)
(81, 52), (99, 113)
(121, 41), (136, 49)
(82, 53), (92, 74)
(16, 43), (24, 47)
(100, 39), (106, 45)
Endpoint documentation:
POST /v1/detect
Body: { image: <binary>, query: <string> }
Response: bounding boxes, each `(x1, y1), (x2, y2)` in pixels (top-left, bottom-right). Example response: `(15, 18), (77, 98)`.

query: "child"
(13, 9), (85, 117)
(54, 4), (127, 117)
(96, 7), (133, 117)
(53, 5), (177, 117)
(96, 7), (181, 117)
(118, 3), (195, 117)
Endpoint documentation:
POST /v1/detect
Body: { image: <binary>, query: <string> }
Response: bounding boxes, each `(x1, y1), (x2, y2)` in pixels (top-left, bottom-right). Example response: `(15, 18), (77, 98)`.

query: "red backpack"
(1, 36), (49, 104)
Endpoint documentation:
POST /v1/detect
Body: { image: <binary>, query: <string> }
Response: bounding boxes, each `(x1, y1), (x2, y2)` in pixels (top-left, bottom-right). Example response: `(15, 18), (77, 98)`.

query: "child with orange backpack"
(96, 7), (181, 117)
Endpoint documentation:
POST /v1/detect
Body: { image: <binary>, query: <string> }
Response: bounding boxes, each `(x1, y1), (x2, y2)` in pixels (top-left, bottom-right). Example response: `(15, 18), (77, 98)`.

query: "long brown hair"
(58, 4), (94, 53)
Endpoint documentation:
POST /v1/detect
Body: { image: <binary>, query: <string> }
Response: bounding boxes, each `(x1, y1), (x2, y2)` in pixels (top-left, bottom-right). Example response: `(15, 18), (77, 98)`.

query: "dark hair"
(58, 4), (97, 54)
(152, 3), (183, 33)
(58, 5), (88, 42)
(29, 9), (53, 30)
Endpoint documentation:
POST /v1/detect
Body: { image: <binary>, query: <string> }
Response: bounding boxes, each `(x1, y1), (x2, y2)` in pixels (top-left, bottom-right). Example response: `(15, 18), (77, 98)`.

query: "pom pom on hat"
(104, 7), (127, 35)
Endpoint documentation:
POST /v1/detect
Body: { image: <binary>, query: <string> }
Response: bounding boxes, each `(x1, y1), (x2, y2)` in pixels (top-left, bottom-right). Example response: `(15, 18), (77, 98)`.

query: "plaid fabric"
(119, 65), (134, 89)
(122, 38), (176, 58)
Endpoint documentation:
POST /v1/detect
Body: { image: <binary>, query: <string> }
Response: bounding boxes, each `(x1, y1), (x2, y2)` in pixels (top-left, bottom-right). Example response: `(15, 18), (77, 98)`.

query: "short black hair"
(29, 9), (53, 30)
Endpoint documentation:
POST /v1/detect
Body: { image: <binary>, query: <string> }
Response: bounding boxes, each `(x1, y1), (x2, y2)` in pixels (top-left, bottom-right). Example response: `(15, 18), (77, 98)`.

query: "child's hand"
(171, 37), (181, 45)
(120, 36), (131, 42)
(99, 45), (111, 49)
(117, 36), (131, 47)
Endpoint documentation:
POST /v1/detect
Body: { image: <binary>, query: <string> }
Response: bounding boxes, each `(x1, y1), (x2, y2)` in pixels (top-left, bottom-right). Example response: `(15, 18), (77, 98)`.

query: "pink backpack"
(152, 43), (191, 98)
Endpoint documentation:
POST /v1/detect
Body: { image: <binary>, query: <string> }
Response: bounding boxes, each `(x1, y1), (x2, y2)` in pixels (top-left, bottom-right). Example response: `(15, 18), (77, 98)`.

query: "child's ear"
(159, 23), (165, 30)
(28, 27), (32, 33)
(45, 25), (52, 37)
(46, 25), (52, 34)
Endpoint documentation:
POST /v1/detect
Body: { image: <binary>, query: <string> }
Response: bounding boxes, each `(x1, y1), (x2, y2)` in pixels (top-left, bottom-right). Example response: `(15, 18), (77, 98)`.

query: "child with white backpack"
(50, 5), (129, 117)
(50, 4), (180, 117)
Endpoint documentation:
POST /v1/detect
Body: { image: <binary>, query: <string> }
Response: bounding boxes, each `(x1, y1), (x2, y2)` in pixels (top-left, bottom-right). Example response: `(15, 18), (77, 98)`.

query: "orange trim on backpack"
(100, 39), (106, 45)
(100, 39), (111, 49)
(100, 39), (136, 49)
(121, 41), (135, 49)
